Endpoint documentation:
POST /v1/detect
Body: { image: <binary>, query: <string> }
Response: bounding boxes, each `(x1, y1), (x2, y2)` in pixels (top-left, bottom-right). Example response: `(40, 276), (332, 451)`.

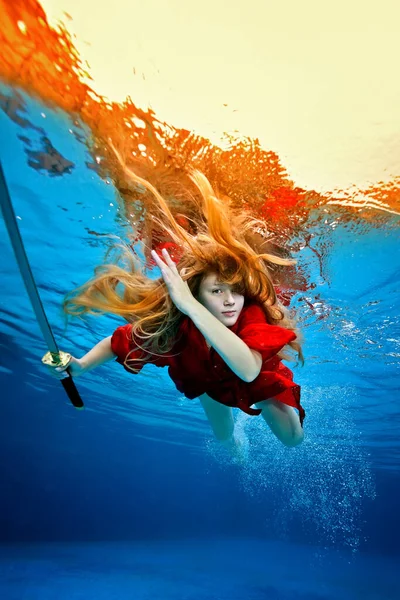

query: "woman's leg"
(199, 393), (245, 458)
(255, 398), (304, 447)
(199, 393), (234, 441)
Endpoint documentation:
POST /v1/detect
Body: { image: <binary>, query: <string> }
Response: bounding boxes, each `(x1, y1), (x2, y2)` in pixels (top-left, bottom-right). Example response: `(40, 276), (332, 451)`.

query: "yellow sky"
(40, 0), (400, 193)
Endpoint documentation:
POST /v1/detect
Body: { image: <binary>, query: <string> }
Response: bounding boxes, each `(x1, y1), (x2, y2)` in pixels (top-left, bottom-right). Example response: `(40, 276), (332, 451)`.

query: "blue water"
(1, 85), (399, 599)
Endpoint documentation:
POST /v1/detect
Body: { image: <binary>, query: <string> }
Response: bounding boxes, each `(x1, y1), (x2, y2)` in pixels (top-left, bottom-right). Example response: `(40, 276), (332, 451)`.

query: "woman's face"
(197, 272), (245, 326)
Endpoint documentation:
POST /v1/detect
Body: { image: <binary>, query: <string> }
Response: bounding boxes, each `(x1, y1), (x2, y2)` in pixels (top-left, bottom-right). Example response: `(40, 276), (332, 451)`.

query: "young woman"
(45, 154), (305, 457)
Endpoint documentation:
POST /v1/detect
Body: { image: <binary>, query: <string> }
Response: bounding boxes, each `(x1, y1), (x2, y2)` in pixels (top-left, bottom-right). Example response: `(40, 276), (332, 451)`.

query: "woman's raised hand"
(151, 248), (197, 315)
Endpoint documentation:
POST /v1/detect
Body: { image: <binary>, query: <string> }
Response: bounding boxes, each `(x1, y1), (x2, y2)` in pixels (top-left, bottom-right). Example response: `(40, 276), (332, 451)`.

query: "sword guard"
(42, 350), (72, 368)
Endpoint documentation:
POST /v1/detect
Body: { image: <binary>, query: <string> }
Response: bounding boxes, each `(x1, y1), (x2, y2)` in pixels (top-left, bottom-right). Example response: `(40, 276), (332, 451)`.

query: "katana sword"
(0, 160), (84, 408)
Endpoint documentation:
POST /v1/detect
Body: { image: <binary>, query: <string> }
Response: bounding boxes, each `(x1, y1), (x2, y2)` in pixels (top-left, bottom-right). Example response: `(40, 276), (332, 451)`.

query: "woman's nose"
(224, 291), (235, 304)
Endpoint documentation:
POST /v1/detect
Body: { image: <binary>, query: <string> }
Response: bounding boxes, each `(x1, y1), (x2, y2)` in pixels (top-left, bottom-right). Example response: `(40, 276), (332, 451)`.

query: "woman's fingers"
(151, 248), (195, 315)
(151, 249), (165, 270)
(152, 248), (179, 275)
(43, 355), (72, 380)
(161, 248), (179, 271)
(46, 365), (69, 380)
(151, 249), (177, 283)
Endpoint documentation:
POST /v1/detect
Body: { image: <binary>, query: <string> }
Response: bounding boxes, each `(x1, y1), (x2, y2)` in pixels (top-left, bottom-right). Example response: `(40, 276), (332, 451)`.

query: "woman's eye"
(212, 289), (222, 294)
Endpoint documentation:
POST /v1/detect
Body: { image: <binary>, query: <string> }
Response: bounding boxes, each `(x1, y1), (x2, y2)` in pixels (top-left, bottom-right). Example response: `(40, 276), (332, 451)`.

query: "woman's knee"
(282, 428), (304, 448)
(256, 399), (304, 448)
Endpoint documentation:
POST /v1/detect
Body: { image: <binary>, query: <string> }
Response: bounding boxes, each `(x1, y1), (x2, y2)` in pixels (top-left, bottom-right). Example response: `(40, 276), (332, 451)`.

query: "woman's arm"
(187, 301), (262, 382)
(79, 335), (116, 373)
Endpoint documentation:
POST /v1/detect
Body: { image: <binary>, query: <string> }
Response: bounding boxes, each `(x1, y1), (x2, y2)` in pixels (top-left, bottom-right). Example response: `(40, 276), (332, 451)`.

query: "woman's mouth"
(222, 311), (236, 317)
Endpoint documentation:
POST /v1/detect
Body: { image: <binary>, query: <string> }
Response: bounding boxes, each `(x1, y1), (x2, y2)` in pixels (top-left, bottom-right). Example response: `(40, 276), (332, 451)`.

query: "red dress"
(111, 302), (305, 426)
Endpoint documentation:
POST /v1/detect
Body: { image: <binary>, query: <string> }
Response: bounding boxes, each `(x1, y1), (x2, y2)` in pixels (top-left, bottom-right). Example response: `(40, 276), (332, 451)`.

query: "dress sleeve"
(111, 324), (146, 373)
(238, 304), (296, 361)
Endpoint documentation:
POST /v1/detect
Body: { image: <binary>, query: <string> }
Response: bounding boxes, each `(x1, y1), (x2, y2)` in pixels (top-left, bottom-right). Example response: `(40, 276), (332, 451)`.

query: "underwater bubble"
(226, 386), (376, 552)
